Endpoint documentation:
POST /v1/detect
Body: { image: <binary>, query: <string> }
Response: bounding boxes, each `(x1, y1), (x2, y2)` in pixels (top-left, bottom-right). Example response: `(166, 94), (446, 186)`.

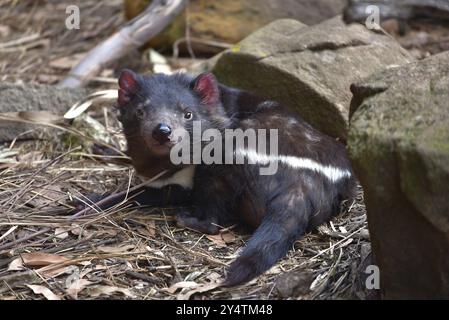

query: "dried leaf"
(206, 234), (227, 247)
(36, 265), (74, 279)
(26, 285), (61, 300)
(0, 225), (18, 241)
(177, 283), (221, 300)
(93, 229), (118, 237)
(146, 219), (156, 237)
(339, 226), (348, 233)
(0, 25), (11, 37)
(17, 151), (44, 164)
(64, 90), (117, 119)
(100, 68), (114, 77)
(137, 220), (156, 238)
(7, 257), (24, 271)
(206, 230), (235, 247)
(94, 265), (107, 270)
(205, 272), (222, 282)
(50, 53), (85, 70)
(9, 252), (69, 271)
(23, 252), (69, 267)
(221, 230), (236, 244)
(0, 163), (14, 170)
(89, 285), (136, 298)
(29, 185), (64, 207)
(166, 281), (198, 294)
(149, 49), (172, 74)
(17, 111), (64, 124)
(266, 265), (282, 275)
(0, 149), (18, 160)
(67, 279), (92, 299)
(70, 225), (93, 238)
(37, 74), (59, 84)
(97, 244), (135, 254)
(54, 227), (69, 239)
(70, 224), (82, 236)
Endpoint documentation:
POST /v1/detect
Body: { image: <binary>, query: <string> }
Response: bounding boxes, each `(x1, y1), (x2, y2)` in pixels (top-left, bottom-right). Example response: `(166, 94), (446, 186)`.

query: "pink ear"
(118, 69), (139, 104)
(193, 73), (219, 105)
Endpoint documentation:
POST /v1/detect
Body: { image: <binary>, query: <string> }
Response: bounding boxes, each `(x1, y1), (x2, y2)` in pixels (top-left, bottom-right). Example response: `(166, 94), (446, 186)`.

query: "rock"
(344, 0), (449, 24)
(352, 244), (381, 300)
(212, 17), (414, 140)
(0, 83), (87, 142)
(275, 271), (314, 298)
(124, 0), (347, 54)
(348, 51), (449, 299)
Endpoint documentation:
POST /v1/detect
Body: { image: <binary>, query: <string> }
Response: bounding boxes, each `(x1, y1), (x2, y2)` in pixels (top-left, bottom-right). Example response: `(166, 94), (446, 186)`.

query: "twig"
(125, 270), (162, 284)
(160, 233), (227, 267)
(59, 0), (187, 88)
(173, 37), (232, 58)
(0, 270), (41, 294)
(0, 227), (51, 252)
(297, 227), (365, 268)
(0, 33), (40, 49)
(69, 170), (168, 219)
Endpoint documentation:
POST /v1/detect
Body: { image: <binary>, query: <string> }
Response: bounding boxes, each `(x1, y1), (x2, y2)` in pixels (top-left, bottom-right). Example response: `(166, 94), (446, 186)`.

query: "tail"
(223, 201), (309, 287)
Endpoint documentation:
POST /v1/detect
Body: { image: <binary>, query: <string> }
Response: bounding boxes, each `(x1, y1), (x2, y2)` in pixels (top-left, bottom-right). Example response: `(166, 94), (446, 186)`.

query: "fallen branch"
(58, 0), (187, 88)
(0, 228), (52, 252)
(69, 170), (168, 219)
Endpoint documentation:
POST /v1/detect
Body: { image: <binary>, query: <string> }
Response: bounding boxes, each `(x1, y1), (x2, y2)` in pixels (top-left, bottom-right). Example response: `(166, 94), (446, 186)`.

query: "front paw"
(68, 192), (104, 212)
(175, 211), (219, 235)
(174, 211), (192, 228)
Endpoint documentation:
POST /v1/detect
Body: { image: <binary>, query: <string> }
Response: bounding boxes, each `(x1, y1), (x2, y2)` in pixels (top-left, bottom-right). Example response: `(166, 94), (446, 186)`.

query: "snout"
(152, 123), (172, 144)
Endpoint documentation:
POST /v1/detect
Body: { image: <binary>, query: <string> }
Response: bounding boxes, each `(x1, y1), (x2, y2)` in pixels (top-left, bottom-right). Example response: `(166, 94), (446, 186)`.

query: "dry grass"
(0, 112), (370, 300)
(0, 0), (374, 300)
(0, 0), (125, 85)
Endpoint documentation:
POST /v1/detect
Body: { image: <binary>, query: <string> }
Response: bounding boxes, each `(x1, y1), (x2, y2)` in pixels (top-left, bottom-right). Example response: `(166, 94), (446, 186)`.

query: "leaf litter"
(0, 0), (371, 300)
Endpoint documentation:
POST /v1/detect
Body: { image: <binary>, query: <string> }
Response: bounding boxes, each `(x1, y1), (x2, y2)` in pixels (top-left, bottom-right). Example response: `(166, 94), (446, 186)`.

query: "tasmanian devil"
(91, 69), (356, 286)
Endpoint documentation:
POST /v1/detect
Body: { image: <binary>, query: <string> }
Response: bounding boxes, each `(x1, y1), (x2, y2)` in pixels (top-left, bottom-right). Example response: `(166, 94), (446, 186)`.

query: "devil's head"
(117, 69), (228, 159)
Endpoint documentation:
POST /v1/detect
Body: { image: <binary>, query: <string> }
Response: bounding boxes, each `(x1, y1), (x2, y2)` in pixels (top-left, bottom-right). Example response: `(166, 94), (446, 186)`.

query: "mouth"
(147, 139), (175, 155)
(152, 141), (173, 148)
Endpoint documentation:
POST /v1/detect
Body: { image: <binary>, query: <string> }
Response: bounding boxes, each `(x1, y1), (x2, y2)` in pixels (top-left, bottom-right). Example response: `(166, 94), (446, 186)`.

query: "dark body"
(104, 70), (356, 286)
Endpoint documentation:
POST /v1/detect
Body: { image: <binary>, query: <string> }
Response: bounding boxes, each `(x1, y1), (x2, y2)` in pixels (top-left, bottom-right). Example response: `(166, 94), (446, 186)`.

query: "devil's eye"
(184, 111), (193, 120)
(136, 108), (144, 119)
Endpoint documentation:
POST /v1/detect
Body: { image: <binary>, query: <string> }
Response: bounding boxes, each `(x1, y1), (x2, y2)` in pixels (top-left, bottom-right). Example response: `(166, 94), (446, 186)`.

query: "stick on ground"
(58, 0), (187, 88)
(69, 170), (168, 219)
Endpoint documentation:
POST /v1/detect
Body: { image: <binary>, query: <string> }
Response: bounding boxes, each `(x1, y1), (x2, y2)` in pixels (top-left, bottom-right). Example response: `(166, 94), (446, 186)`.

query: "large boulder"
(0, 84), (87, 142)
(344, 0), (449, 23)
(348, 52), (449, 299)
(124, 0), (348, 54)
(211, 17), (414, 140)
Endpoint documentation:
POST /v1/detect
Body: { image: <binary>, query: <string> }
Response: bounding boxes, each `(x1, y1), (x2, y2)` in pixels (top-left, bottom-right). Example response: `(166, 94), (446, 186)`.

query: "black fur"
(111, 70), (357, 286)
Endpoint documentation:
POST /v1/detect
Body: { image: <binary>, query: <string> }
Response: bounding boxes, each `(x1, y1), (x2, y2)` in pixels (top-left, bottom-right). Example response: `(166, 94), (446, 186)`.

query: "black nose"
(152, 123), (172, 143)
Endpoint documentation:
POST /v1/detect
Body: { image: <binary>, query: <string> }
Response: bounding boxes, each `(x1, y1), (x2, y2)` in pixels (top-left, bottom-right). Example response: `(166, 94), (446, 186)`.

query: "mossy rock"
(0, 83), (88, 142)
(211, 17), (414, 140)
(123, 0), (348, 54)
(349, 51), (449, 299)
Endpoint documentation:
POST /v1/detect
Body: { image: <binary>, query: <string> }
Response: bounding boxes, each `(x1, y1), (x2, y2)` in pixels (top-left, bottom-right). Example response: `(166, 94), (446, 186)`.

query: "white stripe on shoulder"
(139, 165), (196, 189)
(236, 149), (351, 183)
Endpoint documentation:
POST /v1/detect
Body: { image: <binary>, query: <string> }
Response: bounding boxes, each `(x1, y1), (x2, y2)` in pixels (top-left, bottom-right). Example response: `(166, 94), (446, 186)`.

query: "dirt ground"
(0, 0), (446, 300)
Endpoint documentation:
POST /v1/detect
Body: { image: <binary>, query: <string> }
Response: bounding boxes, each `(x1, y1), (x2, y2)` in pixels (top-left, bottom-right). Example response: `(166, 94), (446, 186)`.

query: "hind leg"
(71, 185), (192, 213)
(174, 191), (235, 235)
(224, 190), (311, 286)
(175, 210), (220, 234)
(175, 167), (237, 235)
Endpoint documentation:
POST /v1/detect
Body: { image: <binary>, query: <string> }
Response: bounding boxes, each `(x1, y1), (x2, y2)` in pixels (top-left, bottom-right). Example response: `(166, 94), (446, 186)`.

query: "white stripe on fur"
(236, 149), (351, 183)
(139, 165), (196, 189)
